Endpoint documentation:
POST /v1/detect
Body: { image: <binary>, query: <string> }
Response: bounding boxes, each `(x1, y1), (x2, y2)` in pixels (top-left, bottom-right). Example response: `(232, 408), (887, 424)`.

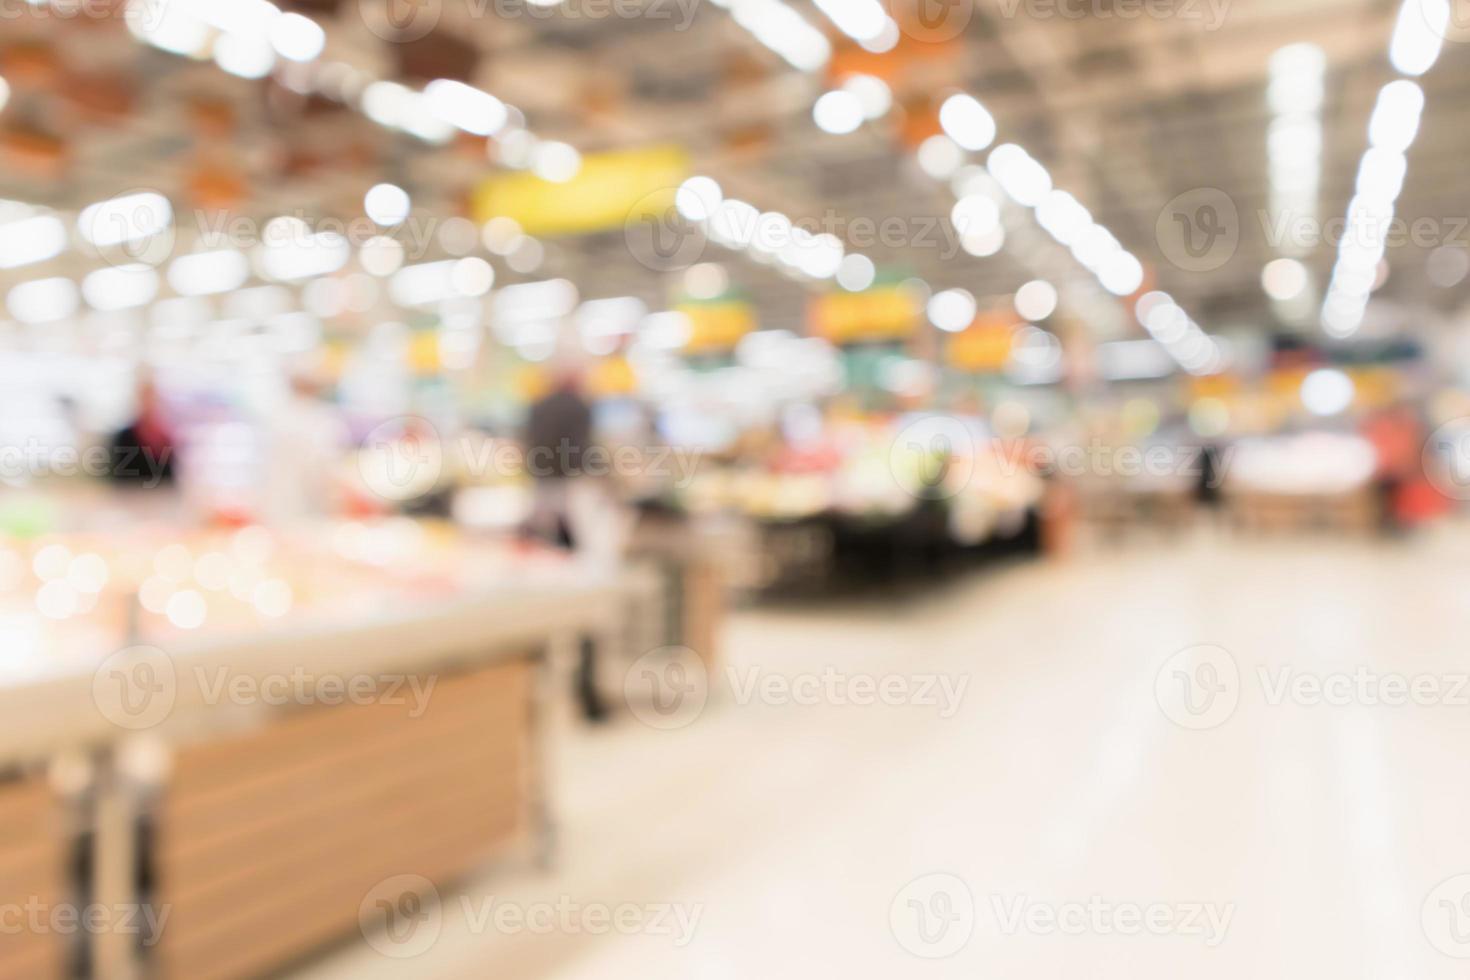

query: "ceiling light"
(1098, 250), (1145, 297)
(424, 79), (509, 136)
(214, 33), (275, 79)
(79, 192), (173, 248)
(927, 288), (976, 332)
(1262, 258), (1310, 301)
(950, 195), (1000, 238)
(1355, 148), (1408, 204)
(811, 0), (891, 42)
(684, 262), (729, 299)
(1390, 0), (1449, 76)
(987, 144), (1052, 207)
(1035, 191), (1092, 246)
(675, 176), (723, 222)
(1301, 368), (1355, 416)
(836, 254), (876, 292)
(168, 250), (249, 296)
(531, 142), (581, 183)
(390, 261), (458, 306)
(727, 0), (831, 72)
(813, 90), (864, 135)
(709, 199), (759, 248)
(451, 257), (495, 297)
(256, 232), (350, 281)
(641, 311), (692, 350)
(916, 135), (964, 179)
(364, 183), (411, 227)
(0, 214), (66, 269)
(960, 226), (1005, 258)
(939, 94), (997, 152)
(270, 12), (325, 63)
(842, 74), (892, 120)
(8, 277), (78, 324)
(1368, 80), (1425, 152)
(1144, 302), (1189, 343)
(481, 216), (523, 255)
(82, 265), (159, 311)
(1071, 224), (1121, 271)
(1014, 280), (1058, 321)
(359, 236), (405, 277)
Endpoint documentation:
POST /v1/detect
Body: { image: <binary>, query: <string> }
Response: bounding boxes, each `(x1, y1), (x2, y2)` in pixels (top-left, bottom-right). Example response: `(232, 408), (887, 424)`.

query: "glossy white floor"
(302, 526), (1470, 979)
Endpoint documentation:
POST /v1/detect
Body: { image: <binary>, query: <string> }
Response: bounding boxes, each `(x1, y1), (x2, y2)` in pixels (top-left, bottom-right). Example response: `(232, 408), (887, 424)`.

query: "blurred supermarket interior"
(5, 0), (1470, 977)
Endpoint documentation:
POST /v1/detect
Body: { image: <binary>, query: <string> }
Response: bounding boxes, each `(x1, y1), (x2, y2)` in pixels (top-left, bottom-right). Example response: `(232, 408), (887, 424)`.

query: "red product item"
(771, 444), (842, 474)
(1396, 477), (1452, 526)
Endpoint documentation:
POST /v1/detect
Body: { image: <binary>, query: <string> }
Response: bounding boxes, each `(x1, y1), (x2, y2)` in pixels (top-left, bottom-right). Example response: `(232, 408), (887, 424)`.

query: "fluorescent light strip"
(933, 93), (1214, 372)
(708, 0), (831, 72)
(1322, 0), (1441, 336)
(1264, 44), (1325, 322)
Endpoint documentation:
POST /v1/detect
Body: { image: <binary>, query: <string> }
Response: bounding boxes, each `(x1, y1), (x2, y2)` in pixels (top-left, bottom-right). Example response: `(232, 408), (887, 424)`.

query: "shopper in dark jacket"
(524, 366), (608, 721)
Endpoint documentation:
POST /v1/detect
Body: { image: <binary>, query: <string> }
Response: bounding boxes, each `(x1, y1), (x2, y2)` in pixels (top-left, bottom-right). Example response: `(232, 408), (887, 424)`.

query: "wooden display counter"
(628, 512), (729, 669)
(0, 562), (626, 980)
(0, 771), (68, 980)
(1225, 487), (1378, 534)
(147, 658), (535, 980)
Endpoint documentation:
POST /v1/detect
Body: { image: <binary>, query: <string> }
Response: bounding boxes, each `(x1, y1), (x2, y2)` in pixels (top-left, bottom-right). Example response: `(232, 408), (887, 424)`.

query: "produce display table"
(0, 522), (627, 980)
(0, 771), (69, 980)
(628, 510), (731, 668)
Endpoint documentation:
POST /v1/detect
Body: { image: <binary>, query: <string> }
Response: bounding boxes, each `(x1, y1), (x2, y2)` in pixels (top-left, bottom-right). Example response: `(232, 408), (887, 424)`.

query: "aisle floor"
(303, 528), (1470, 979)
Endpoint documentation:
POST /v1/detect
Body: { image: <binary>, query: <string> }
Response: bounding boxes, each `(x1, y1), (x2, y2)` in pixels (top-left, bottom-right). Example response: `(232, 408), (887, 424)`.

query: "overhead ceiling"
(1, 0), (1467, 349)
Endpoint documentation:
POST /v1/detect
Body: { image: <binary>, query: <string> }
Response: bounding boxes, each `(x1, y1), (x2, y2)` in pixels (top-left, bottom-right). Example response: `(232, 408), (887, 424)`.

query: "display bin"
(1227, 488), (1378, 534)
(0, 769), (69, 980)
(629, 513), (729, 668)
(140, 656), (536, 980)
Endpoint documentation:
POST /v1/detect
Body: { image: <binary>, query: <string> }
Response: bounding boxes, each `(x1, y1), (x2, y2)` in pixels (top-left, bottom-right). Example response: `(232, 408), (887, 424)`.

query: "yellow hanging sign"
(473, 144), (691, 237)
